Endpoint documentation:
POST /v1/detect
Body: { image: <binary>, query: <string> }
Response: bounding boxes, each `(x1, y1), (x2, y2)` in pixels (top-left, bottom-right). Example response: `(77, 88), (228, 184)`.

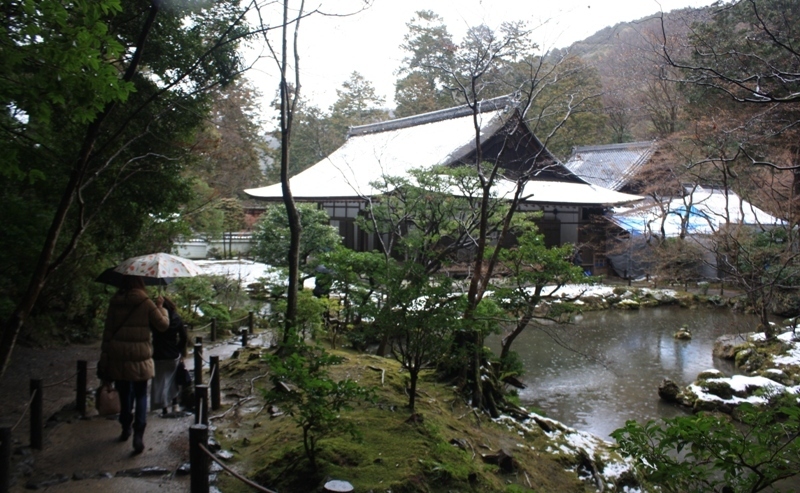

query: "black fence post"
(1, 426), (11, 493)
(189, 424), (209, 493)
(248, 311), (254, 335)
(193, 343), (203, 386)
(241, 329), (247, 347)
(76, 360), (87, 417)
(210, 356), (220, 411)
(210, 318), (217, 342)
(30, 379), (42, 450)
(194, 385), (208, 426)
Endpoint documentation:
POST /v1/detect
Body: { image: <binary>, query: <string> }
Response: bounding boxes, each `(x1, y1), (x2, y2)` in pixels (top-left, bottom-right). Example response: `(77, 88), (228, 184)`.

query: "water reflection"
(488, 307), (760, 438)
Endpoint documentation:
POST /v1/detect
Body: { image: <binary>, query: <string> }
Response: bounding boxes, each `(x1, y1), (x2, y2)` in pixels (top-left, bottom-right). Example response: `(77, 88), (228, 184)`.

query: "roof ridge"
(571, 141), (655, 153)
(348, 95), (517, 137)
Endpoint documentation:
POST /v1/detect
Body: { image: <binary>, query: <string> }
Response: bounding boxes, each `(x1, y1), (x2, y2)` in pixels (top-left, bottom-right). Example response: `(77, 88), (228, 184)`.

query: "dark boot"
(132, 425), (145, 454)
(119, 415), (132, 442)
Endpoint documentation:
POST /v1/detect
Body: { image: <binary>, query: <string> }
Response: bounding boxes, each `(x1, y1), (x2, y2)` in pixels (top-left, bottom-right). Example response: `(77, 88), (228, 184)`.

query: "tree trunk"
(500, 316), (532, 363)
(278, 0), (301, 345)
(408, 369), (418, 411)
(471, 329), (483, 408)
(303, 425), (316, 471)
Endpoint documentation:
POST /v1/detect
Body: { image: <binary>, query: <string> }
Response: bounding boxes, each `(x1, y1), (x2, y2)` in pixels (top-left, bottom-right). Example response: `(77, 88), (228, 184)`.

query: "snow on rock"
(681, 328), (800, 412)
(774, 331), (800, 366)
(493, 413), (641, 491)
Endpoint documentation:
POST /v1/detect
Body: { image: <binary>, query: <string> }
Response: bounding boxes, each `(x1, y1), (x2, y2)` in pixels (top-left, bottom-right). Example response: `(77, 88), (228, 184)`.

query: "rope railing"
(197, 394), (205, 425)
(11, 389), (37, 433)
(226, 315), (250, 325)
(208, 362), (217, 383)
(192, 315), (250, 331)
(191, 321), (213, 332)
(43, 372), (78, 388)
(198, 443), (278, 493)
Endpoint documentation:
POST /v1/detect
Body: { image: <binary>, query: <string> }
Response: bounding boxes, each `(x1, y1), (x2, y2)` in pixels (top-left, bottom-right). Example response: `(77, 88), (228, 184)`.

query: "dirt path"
(0, 337), (247, 492)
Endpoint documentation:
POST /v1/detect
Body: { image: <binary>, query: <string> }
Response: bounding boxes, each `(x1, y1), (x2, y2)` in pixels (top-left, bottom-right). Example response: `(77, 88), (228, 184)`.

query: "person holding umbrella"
(150, 296), (188, 416)
(98, 275), (169, 455)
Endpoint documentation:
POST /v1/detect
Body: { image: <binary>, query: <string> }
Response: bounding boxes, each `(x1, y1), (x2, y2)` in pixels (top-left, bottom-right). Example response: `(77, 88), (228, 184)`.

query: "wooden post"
(193, 343), (203, 386)
(30, 379), (42, 450)
(76, 360), (87, 417)
(248, 311), (254, 335)
(189, 424), (209, 493)
(210, 356), (220, 411)
(194, 385), (208, 426)
(1, 426), (11, 493)
(241, 329), (247, 347)
(210, 318), (217, 342)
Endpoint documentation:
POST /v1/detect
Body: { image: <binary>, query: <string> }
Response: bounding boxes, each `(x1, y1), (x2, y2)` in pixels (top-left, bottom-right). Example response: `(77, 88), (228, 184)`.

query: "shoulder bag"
(95, 383), (121, 416)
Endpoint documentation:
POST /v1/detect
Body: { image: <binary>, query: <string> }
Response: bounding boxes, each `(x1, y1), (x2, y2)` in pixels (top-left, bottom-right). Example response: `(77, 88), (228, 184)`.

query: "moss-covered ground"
(212, 346), (625, 493)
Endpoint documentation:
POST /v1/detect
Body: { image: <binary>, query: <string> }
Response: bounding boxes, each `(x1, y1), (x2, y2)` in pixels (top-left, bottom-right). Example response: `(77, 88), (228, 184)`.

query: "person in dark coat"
(150, 296), (188, 415)
(99, 275), (169, 455)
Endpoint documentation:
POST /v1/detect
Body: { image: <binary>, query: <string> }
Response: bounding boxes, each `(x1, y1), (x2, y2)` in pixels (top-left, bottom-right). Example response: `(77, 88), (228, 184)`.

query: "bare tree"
(251, 0), (371, 345)
(417, 22), (602, 412)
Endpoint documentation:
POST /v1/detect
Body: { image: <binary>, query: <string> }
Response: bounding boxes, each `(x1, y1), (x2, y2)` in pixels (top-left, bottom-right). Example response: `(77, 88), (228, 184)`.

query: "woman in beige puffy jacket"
(99, 275), (169, 454)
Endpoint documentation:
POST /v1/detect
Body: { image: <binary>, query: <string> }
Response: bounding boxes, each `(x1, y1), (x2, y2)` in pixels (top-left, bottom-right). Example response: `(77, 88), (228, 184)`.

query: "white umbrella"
(113, 252), (203, 280)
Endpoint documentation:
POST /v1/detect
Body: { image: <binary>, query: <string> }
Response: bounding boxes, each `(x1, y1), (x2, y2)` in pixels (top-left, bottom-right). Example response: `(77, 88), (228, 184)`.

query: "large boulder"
(700, 379), (735, 400)
(613, 299), (640, 310)
(713, 334), (750, 359)
(697, 369), (724, 380)
(658, 379), (681, 402)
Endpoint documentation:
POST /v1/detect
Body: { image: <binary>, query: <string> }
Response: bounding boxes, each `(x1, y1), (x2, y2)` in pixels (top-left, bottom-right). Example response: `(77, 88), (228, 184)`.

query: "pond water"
(487, 306), (762, 439)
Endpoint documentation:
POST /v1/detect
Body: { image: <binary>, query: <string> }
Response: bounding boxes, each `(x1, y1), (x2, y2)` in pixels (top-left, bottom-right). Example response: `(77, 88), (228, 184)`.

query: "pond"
(487, 306), (762, 439)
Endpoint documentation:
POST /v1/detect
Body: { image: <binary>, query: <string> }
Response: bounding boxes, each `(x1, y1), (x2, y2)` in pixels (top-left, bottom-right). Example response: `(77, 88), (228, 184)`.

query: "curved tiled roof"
(245, 97), (641, 206)
(564, 141), (656, 191)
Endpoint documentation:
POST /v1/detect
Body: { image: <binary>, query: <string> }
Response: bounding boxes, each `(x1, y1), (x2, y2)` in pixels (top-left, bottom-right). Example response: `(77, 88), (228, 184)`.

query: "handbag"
(176, 360), (193, 387)
(95, 383), (121, 416)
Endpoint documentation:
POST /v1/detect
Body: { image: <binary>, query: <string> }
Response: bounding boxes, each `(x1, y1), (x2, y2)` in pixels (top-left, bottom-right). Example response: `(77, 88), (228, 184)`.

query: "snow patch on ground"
(541, 283), (677, 299)
(195, 260), (282, 285)
(195, 260), (317, 290)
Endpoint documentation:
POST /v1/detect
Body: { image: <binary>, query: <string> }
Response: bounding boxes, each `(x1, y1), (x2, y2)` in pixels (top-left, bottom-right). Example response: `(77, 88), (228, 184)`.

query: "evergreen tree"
(0, 0), (250, 376)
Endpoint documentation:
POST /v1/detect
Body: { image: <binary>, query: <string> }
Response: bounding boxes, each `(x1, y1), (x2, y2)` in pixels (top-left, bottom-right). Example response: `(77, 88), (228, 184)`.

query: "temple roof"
(245, 97), (641, 206)
(564, 141), (656, 191)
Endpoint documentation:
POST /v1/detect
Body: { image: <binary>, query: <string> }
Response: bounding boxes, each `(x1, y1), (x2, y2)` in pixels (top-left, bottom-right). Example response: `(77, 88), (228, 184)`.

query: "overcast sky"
(245, 0), (719, 112)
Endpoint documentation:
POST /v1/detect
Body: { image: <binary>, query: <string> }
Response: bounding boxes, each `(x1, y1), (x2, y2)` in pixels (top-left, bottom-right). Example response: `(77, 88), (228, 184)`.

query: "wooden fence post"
(1, 426), (11, 493)
(30, 379), (42, 450)
(76, 360), (87, 417)
(189, 424), (209, 493)
(210, 356), (220, 411)
(194, 343), (203, 386)
(241, 329), (247, 347)
(248, 311), (254, 335)
(194, 385), (208, 426)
